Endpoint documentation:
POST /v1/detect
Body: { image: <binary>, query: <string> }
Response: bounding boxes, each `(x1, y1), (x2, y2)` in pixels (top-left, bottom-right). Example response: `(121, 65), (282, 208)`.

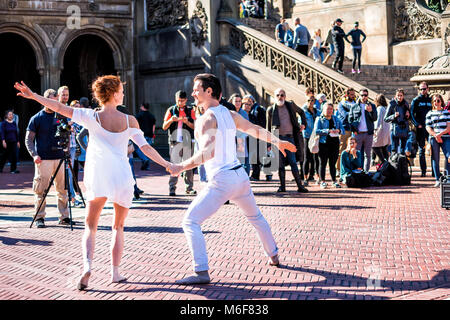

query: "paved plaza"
(0, 161), (449, 300)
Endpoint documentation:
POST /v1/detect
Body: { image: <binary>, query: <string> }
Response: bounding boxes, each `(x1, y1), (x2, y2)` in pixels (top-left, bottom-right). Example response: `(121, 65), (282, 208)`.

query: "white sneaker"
(351, 69), (356, 74)
(333, 182), (342, 188)
(434, 181), (440, 188)
(357, 69), (361, 74)
(320, 182), (328, 189)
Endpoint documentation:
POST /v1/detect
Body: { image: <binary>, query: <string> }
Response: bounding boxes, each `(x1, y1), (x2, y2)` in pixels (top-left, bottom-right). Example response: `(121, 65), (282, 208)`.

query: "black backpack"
(388, 153), (412, 185)
(372, 161), (394, 186)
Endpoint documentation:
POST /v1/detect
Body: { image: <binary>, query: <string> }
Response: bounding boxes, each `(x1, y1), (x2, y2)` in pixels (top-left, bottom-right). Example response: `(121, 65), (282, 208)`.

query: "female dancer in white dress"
(15, 76), (170, 290)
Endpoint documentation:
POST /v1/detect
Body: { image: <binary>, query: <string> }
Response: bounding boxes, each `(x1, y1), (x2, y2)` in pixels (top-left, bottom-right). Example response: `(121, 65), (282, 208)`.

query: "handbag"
(308, 130), (320, 154)
(392, 122), (408, 139)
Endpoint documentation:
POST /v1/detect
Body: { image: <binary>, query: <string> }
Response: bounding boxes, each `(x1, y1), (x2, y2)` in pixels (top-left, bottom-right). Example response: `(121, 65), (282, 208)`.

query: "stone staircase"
(240, 18), (421, 103)
(240, 17), (279, 39)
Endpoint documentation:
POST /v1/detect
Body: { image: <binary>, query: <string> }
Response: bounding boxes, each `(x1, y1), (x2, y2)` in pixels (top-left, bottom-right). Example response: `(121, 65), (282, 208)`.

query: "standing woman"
(323, 21), (335, 64)
(425, 94), (450, 187)
(301, 95), (319, 184)
(372, 94), (391, 164)
(0, 110), (20, 173)
(314, 102), (345, 189)
(384, 88), (410, 154)
(229, 93), (250, 175)
(14, 76), (170, 290)
(310, 29), (323, 63)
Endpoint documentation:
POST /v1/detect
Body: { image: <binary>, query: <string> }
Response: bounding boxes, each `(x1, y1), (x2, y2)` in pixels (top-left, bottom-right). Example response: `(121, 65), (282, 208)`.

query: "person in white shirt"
(167, 73), (296, 285)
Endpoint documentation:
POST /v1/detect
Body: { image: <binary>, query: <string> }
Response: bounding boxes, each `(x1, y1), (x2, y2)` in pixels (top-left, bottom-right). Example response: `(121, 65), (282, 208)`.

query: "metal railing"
(217, 17), (378, 104)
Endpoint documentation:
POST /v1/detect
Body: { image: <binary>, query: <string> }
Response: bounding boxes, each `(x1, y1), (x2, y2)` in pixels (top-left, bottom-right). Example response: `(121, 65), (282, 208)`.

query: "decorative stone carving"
(445, 23), (450, 51)
(190, 1), (208, 47)
(146, 0), (188, 30)
(8, 0), (17, 9)
(39, 24), (65, 44)
(88, 0), (99, 12)
(394, 0), (441, 41)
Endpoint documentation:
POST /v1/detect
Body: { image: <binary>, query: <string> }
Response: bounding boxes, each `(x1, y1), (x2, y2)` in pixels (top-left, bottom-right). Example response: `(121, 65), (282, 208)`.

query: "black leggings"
(372, 146), (389, 163)
(303, 137), (319, 178)
(352, 48), (362, 70)
(0, 141), (17, 172)
(318, 141), (339, 182)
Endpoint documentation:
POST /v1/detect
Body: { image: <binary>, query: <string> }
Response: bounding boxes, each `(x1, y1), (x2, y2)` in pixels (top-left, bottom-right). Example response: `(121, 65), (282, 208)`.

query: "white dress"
(72, 108), (146, 208)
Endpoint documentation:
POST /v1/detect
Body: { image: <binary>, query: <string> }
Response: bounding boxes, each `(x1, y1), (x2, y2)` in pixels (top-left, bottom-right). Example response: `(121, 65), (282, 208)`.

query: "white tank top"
(201, 104), (240, 179)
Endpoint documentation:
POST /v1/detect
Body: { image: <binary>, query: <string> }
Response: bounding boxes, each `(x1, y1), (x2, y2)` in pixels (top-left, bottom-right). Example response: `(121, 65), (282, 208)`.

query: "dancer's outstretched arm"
(128, 116), (170, 169)
(14, 81), (74, 118)
(230, 110), (296, 157)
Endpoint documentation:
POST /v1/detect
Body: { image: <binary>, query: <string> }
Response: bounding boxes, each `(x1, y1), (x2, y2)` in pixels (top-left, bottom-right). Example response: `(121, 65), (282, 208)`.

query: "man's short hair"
(346, 87), (355, 95)
(359, 88), (368, 94)
(306, 87), (314, 95)
(141, 102), (150, 110)
(194, 73), (222, 100)
(43, 89), (56, 99)
(57, 86), (69, 94)
(419, 81), (428, 88)
(79, 97), (90, 108)
(175, 90), (187, 100)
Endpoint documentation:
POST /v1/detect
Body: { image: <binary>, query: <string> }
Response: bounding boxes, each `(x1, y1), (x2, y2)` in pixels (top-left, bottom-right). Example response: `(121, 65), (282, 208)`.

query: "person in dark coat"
(266, 88), (308, 193)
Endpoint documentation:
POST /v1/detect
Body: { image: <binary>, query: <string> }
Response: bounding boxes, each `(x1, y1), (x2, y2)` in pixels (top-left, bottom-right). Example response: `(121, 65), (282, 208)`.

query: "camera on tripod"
(54, 113), (72, 154)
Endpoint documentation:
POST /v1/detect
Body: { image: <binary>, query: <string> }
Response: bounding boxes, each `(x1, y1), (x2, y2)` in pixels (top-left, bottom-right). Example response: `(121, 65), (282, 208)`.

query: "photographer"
(24, 89), (70, 228)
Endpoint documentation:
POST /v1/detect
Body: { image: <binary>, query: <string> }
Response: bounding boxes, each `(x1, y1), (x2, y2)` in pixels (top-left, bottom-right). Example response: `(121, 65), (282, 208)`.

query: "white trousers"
(182, 167), (278, 272)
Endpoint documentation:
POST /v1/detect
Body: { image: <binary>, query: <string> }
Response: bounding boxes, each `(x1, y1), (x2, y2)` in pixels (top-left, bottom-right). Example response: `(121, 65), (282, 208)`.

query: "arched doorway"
(60, 34), (116, 106)
(0, 32), (41, 160)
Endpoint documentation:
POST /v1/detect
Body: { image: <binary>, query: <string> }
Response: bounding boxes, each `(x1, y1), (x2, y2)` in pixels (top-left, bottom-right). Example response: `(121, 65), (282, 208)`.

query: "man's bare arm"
(231, 111), (296, 156)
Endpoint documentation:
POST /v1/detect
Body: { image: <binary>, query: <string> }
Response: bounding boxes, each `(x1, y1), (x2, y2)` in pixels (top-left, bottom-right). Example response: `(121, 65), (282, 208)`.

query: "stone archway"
(60, 34), (117, 105)
(57, 27), (129, 107)
(0, 28), (44, 159)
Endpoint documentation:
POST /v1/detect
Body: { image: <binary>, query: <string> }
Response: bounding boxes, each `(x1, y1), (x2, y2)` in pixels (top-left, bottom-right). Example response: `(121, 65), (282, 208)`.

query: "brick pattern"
(0, 162), (449, 300)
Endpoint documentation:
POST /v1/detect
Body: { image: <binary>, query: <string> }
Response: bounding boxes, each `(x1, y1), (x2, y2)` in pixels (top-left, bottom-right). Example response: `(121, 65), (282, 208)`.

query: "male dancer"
(167, 74), (296, 285)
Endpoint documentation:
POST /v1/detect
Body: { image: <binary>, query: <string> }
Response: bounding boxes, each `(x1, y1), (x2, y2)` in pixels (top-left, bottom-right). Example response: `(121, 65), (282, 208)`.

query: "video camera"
(54, 112), (72, 154)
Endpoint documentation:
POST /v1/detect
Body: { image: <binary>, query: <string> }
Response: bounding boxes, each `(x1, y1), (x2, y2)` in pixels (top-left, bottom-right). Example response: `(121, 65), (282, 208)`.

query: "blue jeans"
(134, 137), (154, 163)
(68, 146), (77, 198)
(279, 136), (299, 173)
(430, 136), (450, 181)
(391, 132), (408, 154)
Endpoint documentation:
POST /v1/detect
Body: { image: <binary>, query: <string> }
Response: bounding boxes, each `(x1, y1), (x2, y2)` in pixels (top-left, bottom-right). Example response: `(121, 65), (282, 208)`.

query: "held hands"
(14, 81), (34, 100)
(166, 162), (184, 177)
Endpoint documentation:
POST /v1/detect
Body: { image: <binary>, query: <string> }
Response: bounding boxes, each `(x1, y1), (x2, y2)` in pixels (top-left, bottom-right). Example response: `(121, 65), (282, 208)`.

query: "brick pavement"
(0, 161), (449, 300)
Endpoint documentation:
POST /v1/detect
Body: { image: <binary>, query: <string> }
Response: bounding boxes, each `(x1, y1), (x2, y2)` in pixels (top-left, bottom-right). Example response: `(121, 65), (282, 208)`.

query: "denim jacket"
(300, 105), (317, 139)
(314, 115), (345, 144)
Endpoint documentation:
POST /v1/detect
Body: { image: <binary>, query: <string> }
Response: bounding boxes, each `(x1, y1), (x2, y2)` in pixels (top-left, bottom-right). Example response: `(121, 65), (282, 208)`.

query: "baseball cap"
(354, 21), (359, 26)
(336, 18), (343, 23)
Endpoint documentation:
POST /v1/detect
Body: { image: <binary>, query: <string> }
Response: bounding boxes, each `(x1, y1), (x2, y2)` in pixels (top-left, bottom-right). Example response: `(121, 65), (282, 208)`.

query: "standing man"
(162, 90), (196, 196)
(336, 87), (357, 174)
(331, 18), (346, 74)
(293, 17), (311, 56)
(167, 73), (296, 285)
(135, 102), (156, 170)
(345, 21), (367, 74)
(243, 95), (272, 181)
(410, 82), (432, 176)
(348, 88), (377, 172)
(267, 88), (308, 193)
(25, 89), (70, 228)
(275, 17), (286, 43)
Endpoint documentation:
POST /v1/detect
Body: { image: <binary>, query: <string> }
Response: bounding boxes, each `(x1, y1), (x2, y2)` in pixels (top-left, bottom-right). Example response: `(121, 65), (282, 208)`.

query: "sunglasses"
(419, 88), (427, 91)
(308, 99), (315, 102)
(435, 100), (442, 103)
(276, 94), (285, 97)
(360, 94), (368, 97)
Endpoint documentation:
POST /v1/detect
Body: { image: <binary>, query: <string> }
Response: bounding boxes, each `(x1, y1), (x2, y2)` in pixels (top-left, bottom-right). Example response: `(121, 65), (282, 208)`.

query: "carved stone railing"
(217, 18), (378, 104)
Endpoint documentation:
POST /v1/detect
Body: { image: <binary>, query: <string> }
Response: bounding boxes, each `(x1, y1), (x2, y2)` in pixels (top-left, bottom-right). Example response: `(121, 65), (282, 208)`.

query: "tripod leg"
(30, 159), (64, 228)
(68, 161), (86, 207)
(64, 160), (74, 231)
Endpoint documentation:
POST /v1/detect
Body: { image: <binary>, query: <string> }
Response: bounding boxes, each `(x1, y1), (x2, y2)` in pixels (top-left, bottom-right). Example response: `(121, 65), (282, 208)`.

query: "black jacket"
(348, 100), (377, 135)
(267, 101), (307, 162)
(136, 110), (156, 137)
(332, 25), (346, 47)
(410, 94), (432, 127)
